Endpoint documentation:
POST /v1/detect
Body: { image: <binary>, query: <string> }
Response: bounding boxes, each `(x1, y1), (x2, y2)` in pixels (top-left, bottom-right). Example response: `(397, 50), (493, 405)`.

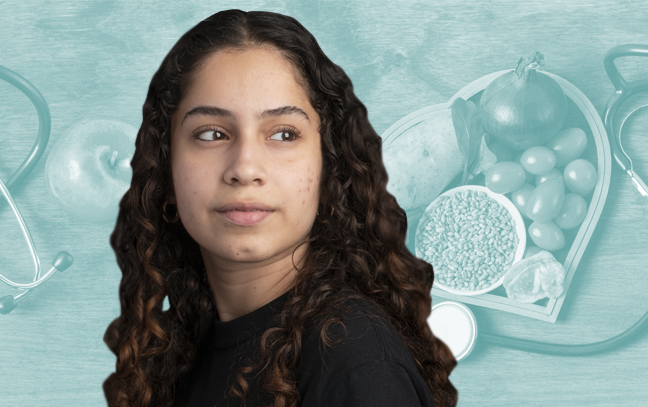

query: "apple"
(45, 118), (138, 224)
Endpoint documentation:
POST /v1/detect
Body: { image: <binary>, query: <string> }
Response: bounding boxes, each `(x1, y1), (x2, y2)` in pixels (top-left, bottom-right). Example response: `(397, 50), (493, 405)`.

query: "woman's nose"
(222, 132), (267, 186)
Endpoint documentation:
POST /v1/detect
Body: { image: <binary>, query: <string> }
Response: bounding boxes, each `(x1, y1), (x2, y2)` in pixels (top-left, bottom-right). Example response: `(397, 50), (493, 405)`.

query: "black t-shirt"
(172, 291), (438, 407)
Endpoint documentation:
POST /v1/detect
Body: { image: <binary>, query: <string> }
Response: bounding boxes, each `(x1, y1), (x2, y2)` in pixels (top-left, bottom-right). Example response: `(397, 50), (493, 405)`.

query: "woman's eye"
(196, 129), (226, 141)
(269, 130), (298, 141)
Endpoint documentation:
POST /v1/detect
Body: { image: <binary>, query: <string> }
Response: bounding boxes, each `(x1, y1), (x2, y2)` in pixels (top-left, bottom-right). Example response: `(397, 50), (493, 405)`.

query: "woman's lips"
(220, 209), (272, 226)
(217, 202), (273, 211)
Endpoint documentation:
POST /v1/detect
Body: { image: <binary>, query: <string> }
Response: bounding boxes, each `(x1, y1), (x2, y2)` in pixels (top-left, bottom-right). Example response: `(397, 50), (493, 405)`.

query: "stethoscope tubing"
(0, 65), (51, 302)
(479, 310), (648, 356)
(0, 65), (73, 314)
(602, 44), (648, 197)
(0, 174), (64, 290)
(0, 65), (51, 193)
(0, 176), (42, 292)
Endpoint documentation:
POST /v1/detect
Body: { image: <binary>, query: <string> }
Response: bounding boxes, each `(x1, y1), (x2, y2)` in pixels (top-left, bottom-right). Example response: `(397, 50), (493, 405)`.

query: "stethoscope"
(433, 44), (648, 358)
(0, 65), (74, 315)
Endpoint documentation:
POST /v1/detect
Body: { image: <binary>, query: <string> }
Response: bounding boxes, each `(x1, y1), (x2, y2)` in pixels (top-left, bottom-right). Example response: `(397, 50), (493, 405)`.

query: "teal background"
(1, 0), (648, 405)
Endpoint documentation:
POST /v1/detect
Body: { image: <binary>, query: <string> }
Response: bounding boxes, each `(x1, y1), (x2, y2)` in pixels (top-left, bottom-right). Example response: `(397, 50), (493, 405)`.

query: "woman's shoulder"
(295, 295), (437, 407)
(302, 295), (415, 365)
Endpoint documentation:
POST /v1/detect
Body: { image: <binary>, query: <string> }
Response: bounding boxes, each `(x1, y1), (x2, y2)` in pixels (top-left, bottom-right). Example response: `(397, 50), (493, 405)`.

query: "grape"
(528, 221), (565, 251)
(536, 168), (562, 186)
(520, 146), (556, 175)
(545, 128), (588, 167)
(554, 193), (588, 229)
(526, 177), (565, 223)
(510, 183), (535, 219)
(564, 159), (597, 195)
(484, 161), (526, 194)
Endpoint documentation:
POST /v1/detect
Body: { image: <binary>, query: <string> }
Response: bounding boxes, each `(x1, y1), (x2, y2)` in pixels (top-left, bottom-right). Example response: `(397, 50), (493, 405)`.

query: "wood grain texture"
(1, 0), (648, 406)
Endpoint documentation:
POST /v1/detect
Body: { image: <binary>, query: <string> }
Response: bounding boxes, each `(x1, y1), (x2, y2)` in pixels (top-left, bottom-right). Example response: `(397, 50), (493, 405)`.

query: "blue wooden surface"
(1, 1), (648, 405)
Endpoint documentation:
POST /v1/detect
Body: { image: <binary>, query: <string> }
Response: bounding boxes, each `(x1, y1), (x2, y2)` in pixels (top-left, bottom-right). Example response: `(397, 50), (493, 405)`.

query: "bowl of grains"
(415, 185), (526, 296)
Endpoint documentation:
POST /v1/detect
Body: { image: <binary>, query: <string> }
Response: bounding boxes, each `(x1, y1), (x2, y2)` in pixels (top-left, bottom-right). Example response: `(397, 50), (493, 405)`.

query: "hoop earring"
(317, 204), (334, 223)
(162, 201), (180, 223)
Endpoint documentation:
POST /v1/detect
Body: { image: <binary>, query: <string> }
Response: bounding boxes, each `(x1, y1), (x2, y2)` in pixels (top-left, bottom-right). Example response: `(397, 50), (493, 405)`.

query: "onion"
(479, 52), (568, 150)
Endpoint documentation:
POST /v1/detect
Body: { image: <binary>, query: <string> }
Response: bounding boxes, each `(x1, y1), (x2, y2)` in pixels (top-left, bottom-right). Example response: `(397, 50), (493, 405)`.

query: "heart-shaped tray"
(381, 69), (611, 322)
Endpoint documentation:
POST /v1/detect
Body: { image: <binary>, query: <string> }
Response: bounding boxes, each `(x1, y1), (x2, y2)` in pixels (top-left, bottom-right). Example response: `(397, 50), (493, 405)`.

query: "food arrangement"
(383, 51), (608, 317)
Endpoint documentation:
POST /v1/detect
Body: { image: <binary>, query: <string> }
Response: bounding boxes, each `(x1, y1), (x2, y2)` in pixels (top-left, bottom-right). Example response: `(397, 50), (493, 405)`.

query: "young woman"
(103, 9), (457, 407)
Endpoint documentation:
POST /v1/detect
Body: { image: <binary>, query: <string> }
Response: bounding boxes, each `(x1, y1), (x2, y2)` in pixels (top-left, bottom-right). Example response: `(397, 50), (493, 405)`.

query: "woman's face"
(170, 47), (322, 273)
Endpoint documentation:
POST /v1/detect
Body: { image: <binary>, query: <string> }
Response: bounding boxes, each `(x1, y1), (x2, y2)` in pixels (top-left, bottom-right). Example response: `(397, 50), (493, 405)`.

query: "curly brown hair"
(103, 9), (457, 407)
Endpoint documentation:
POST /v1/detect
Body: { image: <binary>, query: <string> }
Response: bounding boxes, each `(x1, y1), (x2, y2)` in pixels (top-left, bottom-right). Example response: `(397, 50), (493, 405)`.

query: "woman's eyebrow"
(259, 106), (310, 123)
(182, 105), (234, 124)
(182, 105), (310, 124)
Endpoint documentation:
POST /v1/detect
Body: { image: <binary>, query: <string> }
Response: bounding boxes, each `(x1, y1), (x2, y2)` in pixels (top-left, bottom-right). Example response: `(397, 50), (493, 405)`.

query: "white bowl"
(415, 185), (526, 296)
(428, 301), (478, 361)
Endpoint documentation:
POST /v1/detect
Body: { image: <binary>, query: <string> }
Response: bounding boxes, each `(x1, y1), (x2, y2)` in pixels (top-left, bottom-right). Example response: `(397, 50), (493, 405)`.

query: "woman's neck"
(202, 243), (305, 322)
